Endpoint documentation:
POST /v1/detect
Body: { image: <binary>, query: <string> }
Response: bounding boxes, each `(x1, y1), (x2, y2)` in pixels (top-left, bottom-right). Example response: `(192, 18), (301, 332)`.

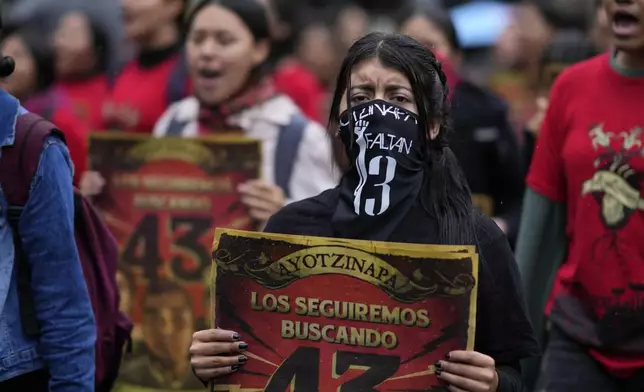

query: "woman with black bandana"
(188, 33), (540, 392)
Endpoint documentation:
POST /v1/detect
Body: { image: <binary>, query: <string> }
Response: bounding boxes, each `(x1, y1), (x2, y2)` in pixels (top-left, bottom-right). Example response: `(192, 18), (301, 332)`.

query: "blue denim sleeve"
(18, 136), (96, 391)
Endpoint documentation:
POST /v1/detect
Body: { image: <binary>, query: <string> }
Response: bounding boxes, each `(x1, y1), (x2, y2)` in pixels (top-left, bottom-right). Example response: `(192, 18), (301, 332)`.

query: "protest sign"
(211, 228), (478, 391)
(90, 134), (261, 391)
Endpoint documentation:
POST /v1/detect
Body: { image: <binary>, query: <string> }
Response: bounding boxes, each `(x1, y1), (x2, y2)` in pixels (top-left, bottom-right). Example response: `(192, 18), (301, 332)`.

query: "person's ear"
(251, 39), (270, 66)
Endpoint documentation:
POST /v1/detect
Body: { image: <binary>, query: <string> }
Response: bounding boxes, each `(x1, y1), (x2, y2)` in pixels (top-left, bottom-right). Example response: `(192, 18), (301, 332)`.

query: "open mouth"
(612, 10), (641, 37)
(199, 69), (223, 78)
(197, 69), (224, 88)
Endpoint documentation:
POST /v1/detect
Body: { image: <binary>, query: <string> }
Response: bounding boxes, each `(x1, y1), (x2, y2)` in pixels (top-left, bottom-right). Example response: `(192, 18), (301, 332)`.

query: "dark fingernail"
(239, 343), (248, 350)
(231, 365), (240, 371)
(238, 356), (248, 364)
(436, 369), (442, 376)
(435, 361), (442, 369)
(232, 333), (241, 341)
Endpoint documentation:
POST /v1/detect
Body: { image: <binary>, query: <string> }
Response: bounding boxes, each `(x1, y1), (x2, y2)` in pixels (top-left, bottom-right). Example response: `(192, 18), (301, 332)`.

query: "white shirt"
(153, 95), (339, 203)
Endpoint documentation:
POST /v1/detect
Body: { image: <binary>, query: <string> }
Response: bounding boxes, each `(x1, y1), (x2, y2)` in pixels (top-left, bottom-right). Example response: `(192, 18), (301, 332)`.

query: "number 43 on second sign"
(121, 213), (213, 281)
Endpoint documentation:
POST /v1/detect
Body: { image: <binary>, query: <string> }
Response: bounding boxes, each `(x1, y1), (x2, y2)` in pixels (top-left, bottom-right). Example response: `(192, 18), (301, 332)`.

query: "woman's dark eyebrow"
(350, 83), (411, 92)
(350, 83), (375, 91)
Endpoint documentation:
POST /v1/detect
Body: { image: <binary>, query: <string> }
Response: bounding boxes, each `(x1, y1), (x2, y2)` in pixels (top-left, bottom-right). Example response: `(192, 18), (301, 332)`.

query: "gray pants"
(538, 327), (644, 392)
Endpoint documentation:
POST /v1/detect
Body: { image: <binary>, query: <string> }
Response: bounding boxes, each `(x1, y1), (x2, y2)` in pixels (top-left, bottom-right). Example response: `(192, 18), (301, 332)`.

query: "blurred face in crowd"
(0, 35), (36, 99)
(400, 15), (459, 67)
(121, 0), (182, 44)
(53, 12), (96, 78)
(340, 58), (418, 115)
(296, 24), (338, 86)
(335, 6), (369, 51)
(496, 3), (551, 68)
(186, 4), (269, 106)
(603, 0), (644, 51)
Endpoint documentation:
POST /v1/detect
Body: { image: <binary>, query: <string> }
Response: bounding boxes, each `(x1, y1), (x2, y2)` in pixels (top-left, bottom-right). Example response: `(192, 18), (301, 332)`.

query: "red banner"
(211, 229), (479, 392)
(90, 134), (261, 392)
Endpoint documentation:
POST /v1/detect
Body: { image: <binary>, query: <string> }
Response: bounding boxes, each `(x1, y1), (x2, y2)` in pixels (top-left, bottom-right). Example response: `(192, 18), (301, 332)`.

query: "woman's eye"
(392, 96), (410, 103)
(351, 95), (368, 103)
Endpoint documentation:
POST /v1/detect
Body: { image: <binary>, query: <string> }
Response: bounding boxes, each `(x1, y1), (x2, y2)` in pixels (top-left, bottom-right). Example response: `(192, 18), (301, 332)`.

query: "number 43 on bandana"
(210, 228), (479, 391)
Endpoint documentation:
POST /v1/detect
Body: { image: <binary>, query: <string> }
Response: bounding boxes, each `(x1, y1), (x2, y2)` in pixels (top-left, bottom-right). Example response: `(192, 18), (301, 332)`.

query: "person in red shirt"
(263, 0), (327, 124)
(0, 25), (88, 186)
(517, 0), (644, 390)
(101, 0), (188, 133)
(52, 10), (110, 130)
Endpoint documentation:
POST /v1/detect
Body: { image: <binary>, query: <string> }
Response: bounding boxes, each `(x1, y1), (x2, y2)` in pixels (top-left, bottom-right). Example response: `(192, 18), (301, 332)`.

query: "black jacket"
(449, 80), (524, 245)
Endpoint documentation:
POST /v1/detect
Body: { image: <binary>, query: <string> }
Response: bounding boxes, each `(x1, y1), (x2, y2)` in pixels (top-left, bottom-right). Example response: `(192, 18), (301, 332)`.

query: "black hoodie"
(449, 80), (524, 246)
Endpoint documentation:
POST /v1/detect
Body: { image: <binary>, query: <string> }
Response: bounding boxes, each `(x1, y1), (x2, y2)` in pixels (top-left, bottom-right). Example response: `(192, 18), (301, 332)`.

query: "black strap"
(165, 112), (189, 136)
(166, 50), (188, 105)
(274, 113), (308, 198)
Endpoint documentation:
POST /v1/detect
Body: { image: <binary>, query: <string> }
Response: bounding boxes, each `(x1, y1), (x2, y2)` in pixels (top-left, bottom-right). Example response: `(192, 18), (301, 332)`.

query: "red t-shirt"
(101, 55), (183, 133)
(56, 75), (109, 130)
(272, 60), (326, 124)
(527, 53), (644, 374)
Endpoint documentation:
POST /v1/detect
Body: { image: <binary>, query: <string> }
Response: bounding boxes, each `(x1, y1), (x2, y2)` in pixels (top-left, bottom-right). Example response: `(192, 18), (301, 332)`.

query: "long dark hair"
(328, 32), (474, 245)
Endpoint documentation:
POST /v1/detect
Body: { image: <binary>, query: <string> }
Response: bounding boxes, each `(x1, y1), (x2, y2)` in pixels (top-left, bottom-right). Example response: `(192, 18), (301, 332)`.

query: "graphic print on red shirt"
(527, 53), (644, 375)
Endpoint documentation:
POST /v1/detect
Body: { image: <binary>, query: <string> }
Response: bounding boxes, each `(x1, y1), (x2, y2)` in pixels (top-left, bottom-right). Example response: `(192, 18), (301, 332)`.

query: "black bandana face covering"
(331, 99), (426, 241)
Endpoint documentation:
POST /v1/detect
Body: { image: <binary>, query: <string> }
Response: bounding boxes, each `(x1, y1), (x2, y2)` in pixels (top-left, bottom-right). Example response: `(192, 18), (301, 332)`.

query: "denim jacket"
(0, 90), (96, 390)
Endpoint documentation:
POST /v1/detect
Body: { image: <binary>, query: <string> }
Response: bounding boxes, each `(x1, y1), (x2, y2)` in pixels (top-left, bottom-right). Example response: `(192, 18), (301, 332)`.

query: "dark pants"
(0, 368), (49, 391)
(538, 327), (644, 392)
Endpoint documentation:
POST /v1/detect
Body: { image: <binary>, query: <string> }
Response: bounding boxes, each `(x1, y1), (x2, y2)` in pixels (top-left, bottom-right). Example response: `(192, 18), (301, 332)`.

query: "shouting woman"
(153, 0), (338, 226)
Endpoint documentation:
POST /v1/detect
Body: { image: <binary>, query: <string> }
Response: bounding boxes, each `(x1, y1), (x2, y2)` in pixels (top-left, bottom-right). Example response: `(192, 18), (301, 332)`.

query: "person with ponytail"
(188, 32), (539, 392)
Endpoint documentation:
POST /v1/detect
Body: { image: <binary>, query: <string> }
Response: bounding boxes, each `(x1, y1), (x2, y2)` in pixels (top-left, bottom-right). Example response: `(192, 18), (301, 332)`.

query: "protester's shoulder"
(164, 96), (199, 118)
(264, 188), (339, 235)
(552, 53), (608, 94)
(153, 96), (199, 136)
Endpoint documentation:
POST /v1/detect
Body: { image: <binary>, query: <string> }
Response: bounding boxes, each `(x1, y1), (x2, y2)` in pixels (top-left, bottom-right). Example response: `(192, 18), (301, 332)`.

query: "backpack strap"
(0, 112), (65, 338)
(166, 50), (189, 106)
(274, 113), (308, 198)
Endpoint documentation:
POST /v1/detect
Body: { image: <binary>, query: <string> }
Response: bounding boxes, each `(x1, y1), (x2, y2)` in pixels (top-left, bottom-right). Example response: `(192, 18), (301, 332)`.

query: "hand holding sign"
(190, 329), (249, 381)
(238, 179), (285, 223)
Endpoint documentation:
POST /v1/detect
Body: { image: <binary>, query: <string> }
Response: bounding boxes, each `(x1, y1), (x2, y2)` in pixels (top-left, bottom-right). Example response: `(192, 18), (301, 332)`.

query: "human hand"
(436, 351), (499, 392)
(238, 179), (285, 222)
(79, 171), (106, 196)
(189, 329), (249, 382)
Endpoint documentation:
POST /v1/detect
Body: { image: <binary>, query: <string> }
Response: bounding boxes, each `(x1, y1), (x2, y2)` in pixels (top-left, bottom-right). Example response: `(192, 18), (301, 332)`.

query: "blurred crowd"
(0, 0), (626, 390)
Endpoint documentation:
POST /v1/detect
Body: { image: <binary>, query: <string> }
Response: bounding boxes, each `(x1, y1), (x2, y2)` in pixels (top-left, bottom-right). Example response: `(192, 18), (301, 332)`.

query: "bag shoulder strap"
(0, 113), (64, 207)
(274, 113), (308, 198)
(0, 112), (64, 338)
(166, 50), (189, 106)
